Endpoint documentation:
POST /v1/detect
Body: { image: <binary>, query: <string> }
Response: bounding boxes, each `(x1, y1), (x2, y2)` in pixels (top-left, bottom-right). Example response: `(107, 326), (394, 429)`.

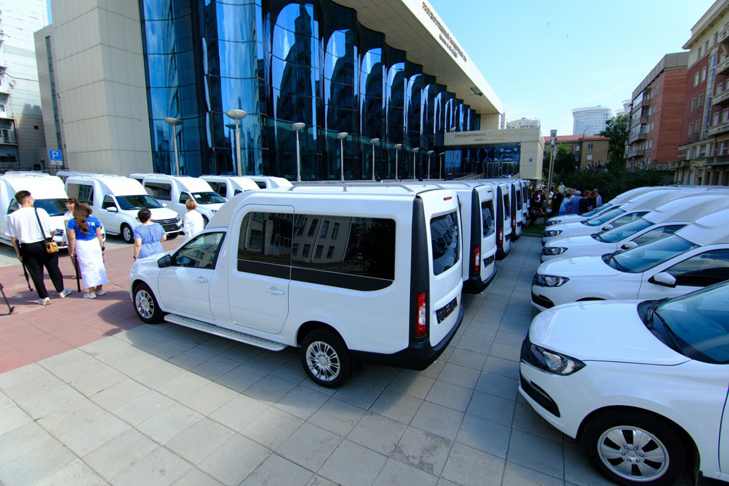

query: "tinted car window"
(174, 232), (225, 269)
(606, 235), (698, 273)
(208, 181), (227, 198)
(516, 190), (523, 210)
(503, 194), (510, 217)
(237, 212), (292, 278)
(666, 249), (729, 287)
(102, 196), (116, 210)
(292, 214), (396, 290)
(596, 218), (652, 243)
(68, 183), (94, 204)
(145, 182), (172, 200)
(632, 225), (684, 246)
(431, 211), (460, 276)
(481, 201), (495, 237)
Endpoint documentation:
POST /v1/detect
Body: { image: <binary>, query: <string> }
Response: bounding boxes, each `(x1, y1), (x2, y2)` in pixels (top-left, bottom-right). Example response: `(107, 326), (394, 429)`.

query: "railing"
(708, 120), (729, 136)
(713, 87), (729, 105)
(0, 133), (16, 145)
(719, 29), (729, 45)
(717, 56), (729, 75)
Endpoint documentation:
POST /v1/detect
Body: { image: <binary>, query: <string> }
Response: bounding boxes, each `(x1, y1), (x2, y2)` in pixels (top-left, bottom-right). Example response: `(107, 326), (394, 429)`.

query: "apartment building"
(675, 0), (729, 185)
(626, 52), (688, 171)
(542, 135), (610, 171)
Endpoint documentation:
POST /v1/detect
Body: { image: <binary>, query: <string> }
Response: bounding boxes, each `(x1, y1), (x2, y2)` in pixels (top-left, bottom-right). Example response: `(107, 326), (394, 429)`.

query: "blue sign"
(48, 148), (63, 161)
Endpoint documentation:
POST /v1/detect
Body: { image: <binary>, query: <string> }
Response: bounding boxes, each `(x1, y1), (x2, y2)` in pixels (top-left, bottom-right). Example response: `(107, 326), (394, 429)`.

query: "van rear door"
(419, 191), (463, 348)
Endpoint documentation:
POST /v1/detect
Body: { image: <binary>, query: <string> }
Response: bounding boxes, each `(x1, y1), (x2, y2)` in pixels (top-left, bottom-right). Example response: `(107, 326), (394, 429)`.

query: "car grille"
(154, 218), (180, 232)
(436, 297), (458, 323)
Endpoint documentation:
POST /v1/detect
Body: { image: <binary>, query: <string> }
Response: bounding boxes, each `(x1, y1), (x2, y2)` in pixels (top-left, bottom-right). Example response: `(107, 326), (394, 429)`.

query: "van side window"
(237, 212), (292, 278)
(7, 199), (18, 214)
(174, 232), (226, 269)
(503, 195), (510, 217)
(209, 182), (227, 198)
(431, 212), (460, 275)
(666, 249), (729, 287)
(292, 215), (396, 291)
(179, 192), (191, 204)
(68, 183), (94, 204)
(102, 196), (116, 210)
(145, 182), (171, 200)
(481, 201), (495, 237)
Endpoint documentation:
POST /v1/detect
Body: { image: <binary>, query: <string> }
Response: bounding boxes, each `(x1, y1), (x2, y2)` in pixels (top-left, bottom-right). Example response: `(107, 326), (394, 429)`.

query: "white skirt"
(75, 238), (109, 289)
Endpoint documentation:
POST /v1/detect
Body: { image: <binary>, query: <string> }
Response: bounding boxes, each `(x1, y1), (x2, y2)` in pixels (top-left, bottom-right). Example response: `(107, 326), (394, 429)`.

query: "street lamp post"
(439, 152), (445, 179)
(164, 116), (182, 175)
(547, 129), (558, 194)
(427, 150), (434, 179)
(412, 147), (420, 180)
(225, 109), (247, 176)
(337, 132), (349, 181)
(292, 122), (306, 182)
(370, 138), (380, 181)
(394, 144), (402, 180)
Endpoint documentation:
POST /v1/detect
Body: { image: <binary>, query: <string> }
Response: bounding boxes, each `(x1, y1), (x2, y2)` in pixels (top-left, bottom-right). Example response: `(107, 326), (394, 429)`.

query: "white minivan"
(130, 185), (465, 387)
(0, 173), (68, 249)
(200, 176), (260, 199)
(541, 192), (729, 261)
(246, 176), (293, 190)
(66, 174), (182, 243)
(532, 206), (729, 310)
(132, 174), (227, 225)
(478, 179), (512, 258)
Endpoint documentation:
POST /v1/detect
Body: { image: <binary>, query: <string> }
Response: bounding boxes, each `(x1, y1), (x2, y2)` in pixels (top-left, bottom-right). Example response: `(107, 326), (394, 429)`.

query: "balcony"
(713, 87), (729, 106)
(0, 132), (16, 145)
(627, 147), (646, 158)
(720, 29), (729, 47)
(718, 56), (729, 75)
(629, 127), (649, 142)
(708, 120), (729, 136)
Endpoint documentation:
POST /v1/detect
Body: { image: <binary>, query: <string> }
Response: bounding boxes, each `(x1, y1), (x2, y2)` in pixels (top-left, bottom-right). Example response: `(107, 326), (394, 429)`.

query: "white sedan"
(542, 207), (647, 245)
(520, 283), (729, 485)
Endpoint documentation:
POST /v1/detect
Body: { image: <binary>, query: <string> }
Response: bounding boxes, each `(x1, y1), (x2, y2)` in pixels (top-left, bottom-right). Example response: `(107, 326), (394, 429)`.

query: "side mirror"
(106, 206), (118, 213)
(157, 254), (173, 268)
(621, 241), (638, 251)
(650, 272), (677, 288)
(602, 224), (614, 231)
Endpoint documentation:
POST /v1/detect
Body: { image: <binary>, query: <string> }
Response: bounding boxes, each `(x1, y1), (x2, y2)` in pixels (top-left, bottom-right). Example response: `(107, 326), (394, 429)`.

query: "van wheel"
(133, 283), (164, 324)
(301, 329), (351, 388)
(580, 410), (684, 486)
(121, 224), (134, 244)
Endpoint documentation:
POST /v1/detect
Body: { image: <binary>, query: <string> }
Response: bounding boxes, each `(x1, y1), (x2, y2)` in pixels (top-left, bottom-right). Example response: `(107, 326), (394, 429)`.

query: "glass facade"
(139, 0), (490, 178)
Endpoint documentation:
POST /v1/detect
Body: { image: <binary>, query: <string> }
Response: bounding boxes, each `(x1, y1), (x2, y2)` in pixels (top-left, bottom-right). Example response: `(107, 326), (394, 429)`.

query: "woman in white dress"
(183, 198), (205, 242)
(67, 204), (108, 299)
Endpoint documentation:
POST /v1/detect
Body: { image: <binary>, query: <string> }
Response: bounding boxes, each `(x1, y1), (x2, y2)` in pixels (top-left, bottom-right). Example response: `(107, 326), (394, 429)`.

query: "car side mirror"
(602, 224), (614, 231)
(157, 254), (173, 268)
(621, 241), (638, 251)
(650, 272), (677, 288)
(106, 206), (118, 213)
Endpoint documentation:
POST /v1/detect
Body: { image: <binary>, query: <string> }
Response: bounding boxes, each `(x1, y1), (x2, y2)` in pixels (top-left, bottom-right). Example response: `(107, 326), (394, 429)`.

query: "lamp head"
(292, 122), (306, 131)
(164, 116), (181, 126)
(337, 132), (349, 140)
(225, 109), (248, 120)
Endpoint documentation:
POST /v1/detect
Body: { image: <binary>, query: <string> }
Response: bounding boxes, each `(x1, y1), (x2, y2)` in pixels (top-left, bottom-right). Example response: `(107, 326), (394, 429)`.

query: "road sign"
(48, 148), (63, 167)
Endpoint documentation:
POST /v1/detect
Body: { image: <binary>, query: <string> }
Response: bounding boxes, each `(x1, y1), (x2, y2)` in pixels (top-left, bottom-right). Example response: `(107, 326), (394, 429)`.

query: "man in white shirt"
(6, 190), (71, 305)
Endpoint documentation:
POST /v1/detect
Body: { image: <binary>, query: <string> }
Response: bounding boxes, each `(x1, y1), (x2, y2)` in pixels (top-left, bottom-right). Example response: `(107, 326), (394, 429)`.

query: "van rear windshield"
(503, 195), (510, 217)
(481, 201), (495, 237)
(516, 190), (523, 210)
(431, 212), (460, 276)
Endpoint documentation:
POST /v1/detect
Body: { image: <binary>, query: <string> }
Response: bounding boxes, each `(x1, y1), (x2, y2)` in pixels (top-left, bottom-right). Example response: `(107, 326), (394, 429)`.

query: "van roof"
(201, 175), (260, 191)
(66, 174), (146, 196)
(290, 182), (441, 196)
(1, 174), (67, 199)
(140, 174), (214, 192)
(677, 207), (729, 245)
(246, 176), (293, 189)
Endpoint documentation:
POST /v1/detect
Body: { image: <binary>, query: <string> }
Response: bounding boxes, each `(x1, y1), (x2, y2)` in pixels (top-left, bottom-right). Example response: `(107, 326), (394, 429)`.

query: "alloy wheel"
(305, 341), (341, 382)
(597, 426), (669, 482)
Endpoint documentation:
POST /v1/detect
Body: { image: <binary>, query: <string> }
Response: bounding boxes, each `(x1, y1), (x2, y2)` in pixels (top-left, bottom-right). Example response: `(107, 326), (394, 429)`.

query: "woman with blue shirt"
(133, 208), (167, 260)
(67, 203), (108, 299)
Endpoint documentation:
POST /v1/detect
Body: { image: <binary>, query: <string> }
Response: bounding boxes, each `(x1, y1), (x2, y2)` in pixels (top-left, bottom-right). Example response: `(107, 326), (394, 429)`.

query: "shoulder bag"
(34, 208), (59, 254)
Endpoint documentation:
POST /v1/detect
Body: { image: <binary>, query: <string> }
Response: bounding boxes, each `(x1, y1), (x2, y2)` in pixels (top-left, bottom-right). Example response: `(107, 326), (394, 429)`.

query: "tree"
(554, 144), (578, 177)
(600, 113), (629, 173)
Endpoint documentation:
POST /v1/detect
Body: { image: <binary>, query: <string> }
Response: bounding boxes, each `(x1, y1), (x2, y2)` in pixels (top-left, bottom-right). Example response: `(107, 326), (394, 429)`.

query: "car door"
(228, 206), (292, 334)
(157, 232), (226, 322)
(99, 195), (121, 234)
(639, 249), (729, 300)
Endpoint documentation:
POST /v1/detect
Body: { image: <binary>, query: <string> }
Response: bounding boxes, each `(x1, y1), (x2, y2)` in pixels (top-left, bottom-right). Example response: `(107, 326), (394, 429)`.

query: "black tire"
(132, 283), (165, 324)
(167, 233), (178, 240)
(121, 224), (134, 244)
(300, 329), (351, 388)
(580, 410), (686, 486)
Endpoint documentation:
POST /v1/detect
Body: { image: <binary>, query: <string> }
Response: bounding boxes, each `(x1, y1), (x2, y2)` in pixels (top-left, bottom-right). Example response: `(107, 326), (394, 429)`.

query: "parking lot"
(0, 236), (622, 486)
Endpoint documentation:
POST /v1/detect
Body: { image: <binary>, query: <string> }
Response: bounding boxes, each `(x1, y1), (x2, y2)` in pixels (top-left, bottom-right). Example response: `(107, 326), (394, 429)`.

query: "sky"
(430, 0), (715, 135)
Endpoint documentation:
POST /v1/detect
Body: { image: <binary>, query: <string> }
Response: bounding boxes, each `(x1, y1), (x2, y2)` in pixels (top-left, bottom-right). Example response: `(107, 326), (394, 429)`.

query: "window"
(292, 214), (396, 291)
(67, 183), (94, 204)
(694, 72), (700, 87)
(666, 249), (729, 287)
(587, 143), (593, 155)
(208, 181), (227, 198)
(633, 225), (685, 246)
(237, 212), (292, 277)
(179, 192), (191, 204)
(431, 212), (460, 276)
(516, 190), (523, 210)
(607, 235), (698, 273)
(503, 194), (510, 217)
(173, 233), (225, 270)
(481, 201), (495, 237)
(102, 196), (117, 210)
(331, 222), (340, 240)
(320, 221), (330, 239)
(7, 199), (18, 214)
(701, 67), (707, 83)
(145, 182), (172, 201)
(307, 218), (319, 237)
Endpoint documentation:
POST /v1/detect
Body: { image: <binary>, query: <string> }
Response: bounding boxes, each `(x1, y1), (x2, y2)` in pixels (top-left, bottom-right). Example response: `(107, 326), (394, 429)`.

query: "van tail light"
(415, 292), (428, 339)
(472, 247), (481, 273)
(498, 230), (503, 244)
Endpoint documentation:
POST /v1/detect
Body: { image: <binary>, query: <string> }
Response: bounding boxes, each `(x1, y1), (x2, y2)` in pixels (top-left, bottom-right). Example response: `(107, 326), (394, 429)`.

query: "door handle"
(195, 276), (208, 284)
(268, 286), (285, 296)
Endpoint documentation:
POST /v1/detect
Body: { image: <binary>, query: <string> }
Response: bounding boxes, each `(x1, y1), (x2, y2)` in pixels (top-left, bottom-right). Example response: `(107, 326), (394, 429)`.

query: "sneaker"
(83, 292), (97, 300)
(95, 289), (107, 296)
(58, 289), (72, 299)
(34, 297), (51, 306)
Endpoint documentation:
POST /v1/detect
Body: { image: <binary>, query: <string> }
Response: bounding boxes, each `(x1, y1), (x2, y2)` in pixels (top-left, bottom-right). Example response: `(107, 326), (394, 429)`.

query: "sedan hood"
(538, 255), (621, 278)
(529, 301), (689, 365)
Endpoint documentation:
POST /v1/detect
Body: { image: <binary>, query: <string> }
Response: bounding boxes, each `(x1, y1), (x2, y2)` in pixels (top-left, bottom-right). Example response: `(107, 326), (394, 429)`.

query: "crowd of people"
(528, 183), (604, 224)
(5, 190), (206, 306)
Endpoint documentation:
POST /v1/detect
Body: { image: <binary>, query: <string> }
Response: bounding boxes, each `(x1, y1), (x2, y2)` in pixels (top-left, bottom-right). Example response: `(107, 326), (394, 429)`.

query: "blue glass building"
(139, 0), (495, 179)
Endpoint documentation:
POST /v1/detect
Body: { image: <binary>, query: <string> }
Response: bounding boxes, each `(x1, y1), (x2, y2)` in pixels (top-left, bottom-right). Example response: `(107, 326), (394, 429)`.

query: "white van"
(478, 179), (512, 258)
(512, 180), (525, 238)
(130, 184), (464, 387)
(132, 174), (227, 225)
(66, 174), (182, 243)
(200, 176), (260, 199)
(541, 192), (729, 261)
(0, 173), (69, 249)
(545, 186), (661, 227)
(246, 176), (293, 190)
(532, 206), (729, 310)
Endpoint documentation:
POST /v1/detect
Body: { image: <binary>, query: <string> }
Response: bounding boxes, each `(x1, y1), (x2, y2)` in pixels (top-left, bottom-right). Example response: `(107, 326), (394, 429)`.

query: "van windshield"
(34, 199), (66, 217)
(603, 235), (698, 273)
(116, 194), (162, 210)
(193, 192), (226, 205)
(431, 211), (460, 275)
(481, 201), (495, 237)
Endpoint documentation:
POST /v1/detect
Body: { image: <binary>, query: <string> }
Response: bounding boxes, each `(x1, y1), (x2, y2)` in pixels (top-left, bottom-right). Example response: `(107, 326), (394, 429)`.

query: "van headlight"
(532, 274), (570, 287)
(542, 247), (566, 256)
(543, 229), (562, 238)
(527, 344), (585, 375)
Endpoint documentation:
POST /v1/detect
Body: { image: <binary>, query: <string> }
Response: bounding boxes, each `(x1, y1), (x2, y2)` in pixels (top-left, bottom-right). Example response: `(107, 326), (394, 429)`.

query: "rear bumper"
(463, 266), (497, 294)
(354, 304), (465, 370)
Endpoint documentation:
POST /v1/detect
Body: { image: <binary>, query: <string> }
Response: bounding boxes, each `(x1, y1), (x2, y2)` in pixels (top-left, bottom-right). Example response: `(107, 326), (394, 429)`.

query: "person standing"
(594, 189), (603, 207)
(5, 191), (72, 305)
(133, 208), (167, 260)
(183, 198), (205, 242)
(67, 203), (108, 299)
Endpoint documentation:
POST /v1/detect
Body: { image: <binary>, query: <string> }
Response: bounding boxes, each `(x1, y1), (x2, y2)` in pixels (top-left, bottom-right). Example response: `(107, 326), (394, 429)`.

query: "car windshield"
(116, 194), (162, 210)
(648, 283), (729, 364)
(604, 235), (698, 273)
(192, 191), (226, 205)
(34, 199), (66, 217)
(431, 211), (460, 275)
(595, 218), (653, 243)
(583, 207), (625, 227)
(582, 203), (612, 219)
